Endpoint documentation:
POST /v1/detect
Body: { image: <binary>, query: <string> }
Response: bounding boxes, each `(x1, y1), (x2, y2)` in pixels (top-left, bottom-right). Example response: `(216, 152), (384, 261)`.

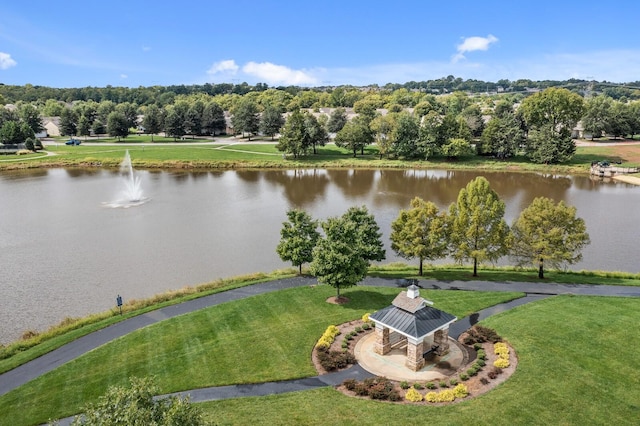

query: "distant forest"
(1, 77), (639, 106)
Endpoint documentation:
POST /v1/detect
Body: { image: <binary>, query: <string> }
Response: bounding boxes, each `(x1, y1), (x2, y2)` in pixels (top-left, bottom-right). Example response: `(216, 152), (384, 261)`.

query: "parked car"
(65, 139), (81, 145)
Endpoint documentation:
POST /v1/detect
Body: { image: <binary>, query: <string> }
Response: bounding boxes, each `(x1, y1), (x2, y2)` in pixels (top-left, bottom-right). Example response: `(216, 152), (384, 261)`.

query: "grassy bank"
(2, 141), (639, 174)
(0, 286), (523, 425)
(199, 296), (640, 425)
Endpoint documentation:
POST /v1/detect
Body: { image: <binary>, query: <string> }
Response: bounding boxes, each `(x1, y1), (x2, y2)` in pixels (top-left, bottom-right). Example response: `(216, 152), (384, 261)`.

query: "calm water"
(0, 167), (638, 343)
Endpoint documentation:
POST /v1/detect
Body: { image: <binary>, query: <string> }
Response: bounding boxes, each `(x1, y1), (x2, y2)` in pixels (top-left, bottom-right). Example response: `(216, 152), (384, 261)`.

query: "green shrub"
(460, 373), (469, 381)
(477, 349), (486, 360)
(426, 382), (437, 389)
(413, 383), (424, 390)
(439, 380), (448, 388)
(355, 326), (363, 333)
(399, 381), (410, 390)
(449, 378), (458, 386)
(362, 323), (371, 330)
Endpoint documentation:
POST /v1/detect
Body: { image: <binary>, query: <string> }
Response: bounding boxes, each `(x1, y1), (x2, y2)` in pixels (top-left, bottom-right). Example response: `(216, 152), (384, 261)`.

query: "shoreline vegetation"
(2, 263), (640, 375)
(1, 137), (640, 177)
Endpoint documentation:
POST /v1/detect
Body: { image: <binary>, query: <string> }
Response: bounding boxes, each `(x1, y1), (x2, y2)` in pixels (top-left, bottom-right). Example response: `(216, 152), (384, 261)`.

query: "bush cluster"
(423, 383), (468, 403)
(487, 366), (503, 379)
(344, 377), (400, 401)
(316, 347), (355, 371)
(463, 325), (502, 345)
(315, 325), (340, 350)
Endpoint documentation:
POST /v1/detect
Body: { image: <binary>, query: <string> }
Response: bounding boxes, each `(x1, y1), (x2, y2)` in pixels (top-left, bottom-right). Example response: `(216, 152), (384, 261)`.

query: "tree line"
(277, 177), (590, 297)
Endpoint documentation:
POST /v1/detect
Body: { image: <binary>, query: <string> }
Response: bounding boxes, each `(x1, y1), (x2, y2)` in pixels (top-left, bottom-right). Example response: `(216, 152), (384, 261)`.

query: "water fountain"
(103, 150), (149, 208)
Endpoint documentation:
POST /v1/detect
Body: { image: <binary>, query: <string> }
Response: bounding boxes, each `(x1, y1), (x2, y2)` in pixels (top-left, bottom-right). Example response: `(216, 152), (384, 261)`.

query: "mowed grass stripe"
(199, 296), (640, 425)
(0, 286), (521, 425)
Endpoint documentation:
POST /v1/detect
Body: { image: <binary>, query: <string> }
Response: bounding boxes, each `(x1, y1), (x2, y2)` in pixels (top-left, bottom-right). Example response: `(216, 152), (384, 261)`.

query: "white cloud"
(207, 59), (239, 76)
(120, 74), (128, 79)
(453, 34), (498, 62)
(242, 61), (318, 85)
(0, 52), (17, 70)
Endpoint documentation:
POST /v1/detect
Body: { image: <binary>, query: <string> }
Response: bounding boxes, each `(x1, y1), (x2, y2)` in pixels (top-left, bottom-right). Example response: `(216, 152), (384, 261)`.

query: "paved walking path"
(1, 276), (637, 425)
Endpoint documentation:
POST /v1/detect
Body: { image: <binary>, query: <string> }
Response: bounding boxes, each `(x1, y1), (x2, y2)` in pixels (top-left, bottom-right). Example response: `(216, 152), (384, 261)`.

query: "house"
(42, 117), (61, 137)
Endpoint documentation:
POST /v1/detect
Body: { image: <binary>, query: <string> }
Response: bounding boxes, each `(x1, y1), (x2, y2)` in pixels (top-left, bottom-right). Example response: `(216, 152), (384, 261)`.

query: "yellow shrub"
(494, 342), (508, 350)
(494, 357), (510, 368)
(362, 313), (370, 322)
(437, 389), (455, 402)
(425, 391), (438, 402)
(405, 387), (423, 402)
(453, 383), (468, 398)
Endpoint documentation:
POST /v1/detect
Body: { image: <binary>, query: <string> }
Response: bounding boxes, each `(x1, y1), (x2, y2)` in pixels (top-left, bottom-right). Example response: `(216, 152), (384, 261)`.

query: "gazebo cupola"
(369, 284), (457, 371)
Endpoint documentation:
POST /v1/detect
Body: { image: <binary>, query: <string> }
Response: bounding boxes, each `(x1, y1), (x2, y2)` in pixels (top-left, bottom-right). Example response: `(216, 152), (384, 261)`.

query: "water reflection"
(0, 167), (639, 344)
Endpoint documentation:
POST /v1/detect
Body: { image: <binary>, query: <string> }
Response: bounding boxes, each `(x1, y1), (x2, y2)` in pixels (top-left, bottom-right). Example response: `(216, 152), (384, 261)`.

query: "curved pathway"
(1, 277), (638, 424)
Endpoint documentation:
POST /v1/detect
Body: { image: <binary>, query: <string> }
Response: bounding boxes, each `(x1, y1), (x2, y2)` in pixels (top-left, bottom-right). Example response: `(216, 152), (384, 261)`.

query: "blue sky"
(1, 1), (639, 88)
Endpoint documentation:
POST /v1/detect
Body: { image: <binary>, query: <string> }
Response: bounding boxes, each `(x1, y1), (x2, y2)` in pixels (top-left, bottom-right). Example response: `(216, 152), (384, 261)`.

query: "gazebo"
(369, 284), (457, 371)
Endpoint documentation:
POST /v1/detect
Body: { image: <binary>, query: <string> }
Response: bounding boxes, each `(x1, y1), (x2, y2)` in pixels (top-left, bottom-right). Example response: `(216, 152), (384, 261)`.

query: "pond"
(0, 167), (638, 343)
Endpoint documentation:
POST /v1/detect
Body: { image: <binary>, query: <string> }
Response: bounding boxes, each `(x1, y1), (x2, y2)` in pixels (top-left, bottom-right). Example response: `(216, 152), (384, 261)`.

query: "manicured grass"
(5, 141), (639, 173)
(198, 296), (640, 425)
(0, 270), (296, 375)
(368, 264), (640, 286)
(0, 286), (522, 425)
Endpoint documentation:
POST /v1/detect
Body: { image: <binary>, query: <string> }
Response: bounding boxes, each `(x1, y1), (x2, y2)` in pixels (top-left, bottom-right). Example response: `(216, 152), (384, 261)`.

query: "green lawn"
(0, 286), (522, 426)
(199, 296), (640, 425)
(5, 142), (638, 173)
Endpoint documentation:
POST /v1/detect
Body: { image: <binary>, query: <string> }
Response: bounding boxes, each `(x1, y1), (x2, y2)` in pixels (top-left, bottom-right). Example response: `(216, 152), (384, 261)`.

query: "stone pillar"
(374, 325), (391, 355)
(434, 328), (450, 356)
(405, 339), (425, 371)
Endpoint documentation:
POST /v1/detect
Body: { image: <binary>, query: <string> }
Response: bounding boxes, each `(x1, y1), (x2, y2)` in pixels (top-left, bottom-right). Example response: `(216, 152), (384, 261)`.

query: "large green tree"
(521, 87), (584, 163)
(202, 101), (226, 136)
(142, 104), (163, 141)
(107, 111), (129, 141)
(326, 107), (348, 133)
(334, 116), (373, 157)
(370, 113), (396, 159)
(276, 110), (309, 158)
(260, 104), (285, 140)
(69, 377), (206, 426)
(276, 209), (320, 274)
(390, 111), (420, 159)
(582, 95), (613, 139)
(59, 107), (78, 137)
(310, 206), (384, 299)
(448, 177), (510, 276)
(390, 197), (449, 275)
(479, 112), (524, 158)
(303, 111), (329, 154)
(17, 103), (44, 135)
(511, 197), (590, 279)
(231, 97), (260, 140)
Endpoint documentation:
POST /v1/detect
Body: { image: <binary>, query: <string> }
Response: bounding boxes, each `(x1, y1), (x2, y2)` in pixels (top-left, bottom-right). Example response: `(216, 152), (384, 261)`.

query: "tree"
(460, 104), (485, 137)
(479, 112), (524, 158)
(607, 101), (631, 139)
(582, 95), (613, 139)
(260, 104), (285, 140)
(341, 205), (385, 263)
(164, 106), (185, 140)
(310, 216), (369, 300)
(184, 104), (203, 137)
(231, 97), (260, 139)
(448, 177), (510, 276)
(511, 197), (590, 279)
(441, 137), (474, 160)
(521, 87), (584, 163)
(390, 197), (449, 275)
(69, 377), (206, 426)
(202, 101), (226, 136)
(525, 126), (575, 164)
(59, 108), (78, 137)
(276, 110), (309, 158)
(310, 206), (383, 299)
(370, 113), (396, 159)
(276, 209), (320, 274)
(390, 111), (420, 158)
(115, 102), (139, 130)
(304, 111), (329, 154)
(17, 103), (44, 135)
(0, 120), (33, 145)
(327, 107), (348, 133)
(77, 114), (91, 139)
(334, 116), (373, 157)
(142, 104), (163, 141)
(107, 111), (129, 141)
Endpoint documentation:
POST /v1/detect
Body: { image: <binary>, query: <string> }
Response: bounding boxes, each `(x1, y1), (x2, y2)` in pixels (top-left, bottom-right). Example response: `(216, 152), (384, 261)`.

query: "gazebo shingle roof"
(369, 304), (456, 339)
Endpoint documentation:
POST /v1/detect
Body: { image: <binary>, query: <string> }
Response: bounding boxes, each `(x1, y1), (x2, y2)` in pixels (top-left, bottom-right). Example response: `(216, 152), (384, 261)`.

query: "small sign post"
(116, 294), (123, 315)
